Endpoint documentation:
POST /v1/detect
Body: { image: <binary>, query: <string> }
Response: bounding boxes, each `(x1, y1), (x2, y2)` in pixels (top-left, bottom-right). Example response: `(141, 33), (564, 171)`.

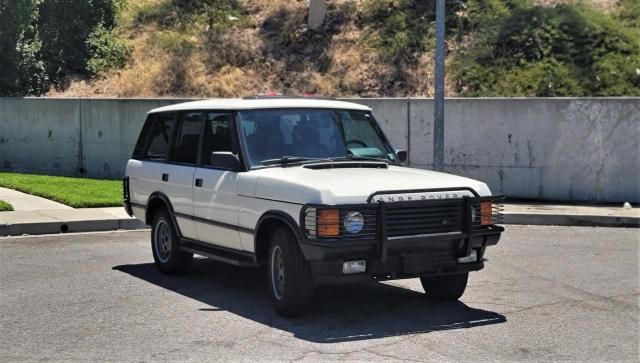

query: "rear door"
(193, 112), (243, 250)
(163, 112), (204, 240)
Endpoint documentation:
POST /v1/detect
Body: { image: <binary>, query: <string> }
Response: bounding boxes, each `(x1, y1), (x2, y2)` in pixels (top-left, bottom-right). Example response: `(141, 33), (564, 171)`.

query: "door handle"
(162, 173), (169, 182)
(195, 178), (203, 187)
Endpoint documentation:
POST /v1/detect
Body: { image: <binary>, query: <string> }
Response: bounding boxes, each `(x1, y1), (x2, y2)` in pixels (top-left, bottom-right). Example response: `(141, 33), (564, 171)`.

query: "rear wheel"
(151, 210), (193, 274)
(420, 273), (468, 301)
(267, 227), (314, 317)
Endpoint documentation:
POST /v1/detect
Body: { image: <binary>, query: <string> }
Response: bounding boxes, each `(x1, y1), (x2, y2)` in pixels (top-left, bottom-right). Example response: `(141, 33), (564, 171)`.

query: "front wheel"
(420, 273), (468, 301)
(151, 211), (193, 274)
(267, 227), (314, 317)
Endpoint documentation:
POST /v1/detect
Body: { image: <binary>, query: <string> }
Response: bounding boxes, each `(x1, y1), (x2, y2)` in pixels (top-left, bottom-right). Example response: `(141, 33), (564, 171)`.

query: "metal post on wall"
(433, 0), (445, 171)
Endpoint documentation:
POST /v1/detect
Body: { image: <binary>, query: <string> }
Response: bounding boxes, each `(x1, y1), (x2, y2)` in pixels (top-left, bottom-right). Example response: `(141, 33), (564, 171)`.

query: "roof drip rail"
(242, 94), (337, 101)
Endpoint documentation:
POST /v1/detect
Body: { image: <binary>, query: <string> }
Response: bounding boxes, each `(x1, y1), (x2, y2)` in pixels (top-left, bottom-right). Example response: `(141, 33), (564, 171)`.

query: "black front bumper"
(298, 192), (504, 285)
(300, 226), (503, 285)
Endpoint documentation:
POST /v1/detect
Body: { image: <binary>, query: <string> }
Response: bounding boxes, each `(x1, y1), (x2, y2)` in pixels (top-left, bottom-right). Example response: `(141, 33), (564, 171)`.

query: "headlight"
(343, 211), (364, 234)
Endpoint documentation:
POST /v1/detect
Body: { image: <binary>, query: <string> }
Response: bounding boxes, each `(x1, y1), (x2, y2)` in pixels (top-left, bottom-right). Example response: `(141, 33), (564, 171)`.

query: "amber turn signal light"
(480, 201), (493, 225)
(317, 209), (340, 237)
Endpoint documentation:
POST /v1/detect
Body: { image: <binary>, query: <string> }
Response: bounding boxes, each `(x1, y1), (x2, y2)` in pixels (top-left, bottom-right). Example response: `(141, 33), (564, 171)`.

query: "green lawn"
(0, 199), (13, 211)
(0, 173), (122, 208)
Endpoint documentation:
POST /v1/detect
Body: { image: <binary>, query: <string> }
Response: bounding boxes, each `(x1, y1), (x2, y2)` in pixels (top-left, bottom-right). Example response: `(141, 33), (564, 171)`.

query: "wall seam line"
(78, 98), (84, 175)
(407, 96), (411, 164)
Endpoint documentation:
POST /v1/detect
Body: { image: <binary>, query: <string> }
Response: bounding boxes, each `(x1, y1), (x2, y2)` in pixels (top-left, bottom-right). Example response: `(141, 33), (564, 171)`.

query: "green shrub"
(618, 0), (640, 29)
(86, 23), (130, 76)
(360, 0), (464, 60)
(453, 3), (640, 96)
(500, 59), (584, 97)
(495, 5), (637, 68)
(590, 53), (640, 96)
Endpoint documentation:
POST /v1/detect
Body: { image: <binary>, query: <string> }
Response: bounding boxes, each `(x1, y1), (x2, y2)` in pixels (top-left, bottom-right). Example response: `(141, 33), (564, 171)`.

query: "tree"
(0, 0), (49, 96)
(38, 0), (120, 85)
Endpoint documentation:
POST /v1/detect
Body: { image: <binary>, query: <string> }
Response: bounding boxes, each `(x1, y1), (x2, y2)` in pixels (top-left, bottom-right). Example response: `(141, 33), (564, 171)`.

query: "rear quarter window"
(145, 112), (177, 160)
(132, 114), (154, 159)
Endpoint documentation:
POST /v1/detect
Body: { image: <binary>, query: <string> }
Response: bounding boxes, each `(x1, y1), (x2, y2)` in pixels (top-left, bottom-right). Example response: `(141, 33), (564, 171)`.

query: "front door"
(193, 112), (243, 250)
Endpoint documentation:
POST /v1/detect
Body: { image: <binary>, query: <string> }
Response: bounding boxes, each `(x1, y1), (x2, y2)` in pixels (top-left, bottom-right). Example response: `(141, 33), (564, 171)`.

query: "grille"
(302, 198), (503, 240)
(383, 200), (464, 238)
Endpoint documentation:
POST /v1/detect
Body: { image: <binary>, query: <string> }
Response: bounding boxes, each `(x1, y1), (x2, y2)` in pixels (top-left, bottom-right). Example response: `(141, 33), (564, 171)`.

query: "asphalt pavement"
(0, 226), (638, 361)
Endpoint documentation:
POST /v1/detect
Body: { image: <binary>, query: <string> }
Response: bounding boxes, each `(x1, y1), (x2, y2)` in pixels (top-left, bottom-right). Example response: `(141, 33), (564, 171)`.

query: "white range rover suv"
(124, 96), (503, 316)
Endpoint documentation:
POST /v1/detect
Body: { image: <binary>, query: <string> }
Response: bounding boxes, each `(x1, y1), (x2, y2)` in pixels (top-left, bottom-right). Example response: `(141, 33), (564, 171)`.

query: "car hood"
(244, 163), (492, 205)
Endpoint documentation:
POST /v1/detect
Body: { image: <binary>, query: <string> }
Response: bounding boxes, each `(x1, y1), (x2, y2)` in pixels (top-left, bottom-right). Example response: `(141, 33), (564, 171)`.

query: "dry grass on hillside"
(49, 0), (442, 98)
(49, 0), (621, 98)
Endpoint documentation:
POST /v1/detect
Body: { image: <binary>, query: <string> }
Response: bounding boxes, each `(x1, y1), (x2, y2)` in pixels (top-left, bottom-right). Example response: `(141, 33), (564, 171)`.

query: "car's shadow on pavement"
(113, 258), (506, 343)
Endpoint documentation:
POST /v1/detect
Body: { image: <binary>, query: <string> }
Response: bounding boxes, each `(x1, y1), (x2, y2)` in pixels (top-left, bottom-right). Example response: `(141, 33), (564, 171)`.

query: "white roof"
(149, 98), (372, 113)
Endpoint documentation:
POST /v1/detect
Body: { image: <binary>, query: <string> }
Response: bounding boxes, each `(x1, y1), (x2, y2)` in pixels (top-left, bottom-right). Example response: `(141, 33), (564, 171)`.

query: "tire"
(420, 273), (468, 301)
(267, 227), (314, 317)
(150, 210), (193, 275)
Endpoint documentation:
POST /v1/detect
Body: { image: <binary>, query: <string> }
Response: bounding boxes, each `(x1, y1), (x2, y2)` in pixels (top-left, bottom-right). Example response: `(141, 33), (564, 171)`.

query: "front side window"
(202, 112), (233, 167)
(145, 112), (176, 160)
(238, 109), (396, 167)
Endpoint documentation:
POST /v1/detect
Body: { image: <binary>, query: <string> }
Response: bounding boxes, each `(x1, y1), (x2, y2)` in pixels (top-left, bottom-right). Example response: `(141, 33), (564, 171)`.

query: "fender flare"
(254, 210), (303, 251)
(145, 192), (183, 237)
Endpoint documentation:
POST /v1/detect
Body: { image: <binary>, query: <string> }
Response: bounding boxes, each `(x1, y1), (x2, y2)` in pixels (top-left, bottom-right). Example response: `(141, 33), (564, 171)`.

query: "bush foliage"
(0, 0), (49, 96)
(360, 0), (465, 60)
(86, 23), (130, 76)
(452, 1), (640, 96)
(0, 0), (127, 95)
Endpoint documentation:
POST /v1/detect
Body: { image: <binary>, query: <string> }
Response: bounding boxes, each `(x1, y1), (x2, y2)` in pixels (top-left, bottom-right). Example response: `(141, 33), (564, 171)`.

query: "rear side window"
(132, 114), (154, 159)
(145, 113), (176, 160)
(173, 112), (204, 165)
(201, 112), (233, 166)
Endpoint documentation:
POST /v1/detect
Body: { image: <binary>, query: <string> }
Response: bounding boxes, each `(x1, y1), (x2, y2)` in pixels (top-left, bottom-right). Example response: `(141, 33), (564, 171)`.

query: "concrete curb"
(0, 207), (147, 237)
(1, 207), (637, 237)
(502, 213), (640, 228)
(0, 218), (146, 236)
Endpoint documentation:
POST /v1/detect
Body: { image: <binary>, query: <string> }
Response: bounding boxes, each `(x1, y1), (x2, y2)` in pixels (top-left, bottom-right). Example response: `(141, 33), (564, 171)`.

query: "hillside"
(20, 0), (640, 97)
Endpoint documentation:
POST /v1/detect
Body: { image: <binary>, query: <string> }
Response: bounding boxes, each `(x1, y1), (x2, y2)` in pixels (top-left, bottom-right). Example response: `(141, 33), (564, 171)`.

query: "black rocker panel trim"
(180, 238), (257, 267)
(174, 211), (254, 235)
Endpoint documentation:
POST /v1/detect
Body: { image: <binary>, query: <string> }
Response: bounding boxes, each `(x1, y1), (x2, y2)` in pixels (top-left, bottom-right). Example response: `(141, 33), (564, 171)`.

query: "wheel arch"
(145, 192), (183, 237)
(254, 211), (302, 265)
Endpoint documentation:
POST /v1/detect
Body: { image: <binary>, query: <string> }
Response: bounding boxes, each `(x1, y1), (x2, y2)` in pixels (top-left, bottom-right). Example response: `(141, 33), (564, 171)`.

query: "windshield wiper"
(259, 156), (330, 166)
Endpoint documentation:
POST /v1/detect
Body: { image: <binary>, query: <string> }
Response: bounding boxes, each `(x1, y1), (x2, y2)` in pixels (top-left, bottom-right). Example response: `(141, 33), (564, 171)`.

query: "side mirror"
(211, 151), (240, 171)
(396, 149), (408, 163)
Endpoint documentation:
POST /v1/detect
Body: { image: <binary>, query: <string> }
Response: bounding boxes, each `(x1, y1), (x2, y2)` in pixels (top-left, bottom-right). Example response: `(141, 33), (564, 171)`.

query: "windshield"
(238, 108), (397, 168)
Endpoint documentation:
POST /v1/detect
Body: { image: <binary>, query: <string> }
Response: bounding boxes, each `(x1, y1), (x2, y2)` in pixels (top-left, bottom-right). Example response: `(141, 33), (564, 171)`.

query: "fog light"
(457, 249), (478, 264)
(342, 260), (366, 274)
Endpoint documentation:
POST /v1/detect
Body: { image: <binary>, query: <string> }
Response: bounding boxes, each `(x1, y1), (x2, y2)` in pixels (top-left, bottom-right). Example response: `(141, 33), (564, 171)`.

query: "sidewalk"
(1, 197), (638, 237)
(502, 203), (640, 228)
(0, 187), (144, 236)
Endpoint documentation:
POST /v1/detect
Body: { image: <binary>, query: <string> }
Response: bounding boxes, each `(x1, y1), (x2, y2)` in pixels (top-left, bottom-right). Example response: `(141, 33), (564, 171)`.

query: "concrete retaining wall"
(1, 97), (638, 203)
